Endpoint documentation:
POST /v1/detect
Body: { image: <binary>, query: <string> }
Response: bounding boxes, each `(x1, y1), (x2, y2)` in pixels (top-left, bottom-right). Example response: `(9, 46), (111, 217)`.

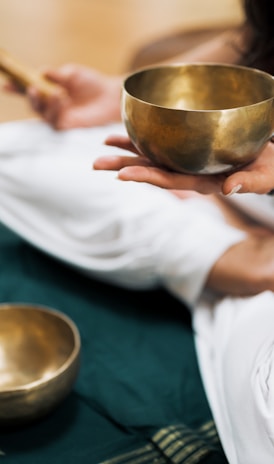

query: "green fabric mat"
(0, 223), (228, 464)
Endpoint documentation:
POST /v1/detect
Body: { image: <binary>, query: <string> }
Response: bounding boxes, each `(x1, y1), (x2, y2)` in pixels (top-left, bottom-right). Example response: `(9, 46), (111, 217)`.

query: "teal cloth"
(0, 223), (228, 464)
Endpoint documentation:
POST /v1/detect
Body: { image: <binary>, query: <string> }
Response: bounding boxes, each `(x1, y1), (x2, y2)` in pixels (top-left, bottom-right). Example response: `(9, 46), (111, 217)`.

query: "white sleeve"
(0, 120), (245, 305)
(227, 192), (274, 230)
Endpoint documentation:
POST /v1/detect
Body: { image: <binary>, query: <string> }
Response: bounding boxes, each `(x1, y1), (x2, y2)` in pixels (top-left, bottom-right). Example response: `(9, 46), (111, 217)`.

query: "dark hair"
(242, 0), (274, 73)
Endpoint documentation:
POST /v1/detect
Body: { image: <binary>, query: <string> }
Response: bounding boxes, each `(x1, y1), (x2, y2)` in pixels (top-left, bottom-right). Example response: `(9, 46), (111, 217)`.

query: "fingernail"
(225, 184), (242, 196)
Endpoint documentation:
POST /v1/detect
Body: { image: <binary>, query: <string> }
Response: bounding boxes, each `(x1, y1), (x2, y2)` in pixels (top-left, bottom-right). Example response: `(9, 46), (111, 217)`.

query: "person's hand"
(94, 135), (274, 196)
(4, 64), (123, 130)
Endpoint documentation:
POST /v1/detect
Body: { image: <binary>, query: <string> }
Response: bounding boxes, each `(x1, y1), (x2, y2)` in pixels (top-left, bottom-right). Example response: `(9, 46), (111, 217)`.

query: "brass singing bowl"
(122, 63), (274, 174)
(0, 303), (81, 426)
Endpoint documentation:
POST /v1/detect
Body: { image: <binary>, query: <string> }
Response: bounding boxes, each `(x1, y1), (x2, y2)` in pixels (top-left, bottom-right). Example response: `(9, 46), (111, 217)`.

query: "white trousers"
(195, 292), (274, 463)
(0, 119), (274, 463)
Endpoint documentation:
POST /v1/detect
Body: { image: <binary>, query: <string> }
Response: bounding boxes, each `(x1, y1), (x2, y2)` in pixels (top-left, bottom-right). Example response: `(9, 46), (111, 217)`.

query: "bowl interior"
(124, 63), (274, 111)
(0, 304), (79, 390)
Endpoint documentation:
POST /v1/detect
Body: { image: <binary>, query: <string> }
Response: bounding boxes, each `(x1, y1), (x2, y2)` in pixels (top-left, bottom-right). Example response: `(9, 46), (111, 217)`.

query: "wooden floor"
(0, 0), (243, 122)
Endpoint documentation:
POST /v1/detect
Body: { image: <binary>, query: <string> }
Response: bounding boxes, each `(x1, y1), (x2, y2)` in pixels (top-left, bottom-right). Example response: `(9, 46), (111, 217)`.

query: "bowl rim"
(0, 302), (81, 393)
(123, 62), (274, 110)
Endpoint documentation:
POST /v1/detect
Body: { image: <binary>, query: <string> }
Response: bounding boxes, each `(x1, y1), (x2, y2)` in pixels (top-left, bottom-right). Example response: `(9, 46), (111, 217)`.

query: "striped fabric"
(101, 421), (224, 464)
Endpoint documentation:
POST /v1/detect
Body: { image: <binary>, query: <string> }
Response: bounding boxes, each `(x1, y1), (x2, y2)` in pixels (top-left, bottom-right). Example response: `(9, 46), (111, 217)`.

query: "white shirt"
(0, 119), (244, 305)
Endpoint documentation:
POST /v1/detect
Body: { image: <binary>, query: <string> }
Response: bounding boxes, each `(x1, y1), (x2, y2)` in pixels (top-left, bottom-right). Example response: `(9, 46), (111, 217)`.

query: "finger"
(43, 94), (69, 128)
(223, 171), (273, 195)
(43, 67), (69, 85)
(104, 135), (139, 154)
(43, 64), (80, 90)
(117, 166), (224, 194)
(2, 80), (25, 94)
(27, 85), (69, 126)
(93, 155), (150, 171)
(104, 135), (129, 145)
(223, 142), (274, 195)
(27, 87), (47, 113)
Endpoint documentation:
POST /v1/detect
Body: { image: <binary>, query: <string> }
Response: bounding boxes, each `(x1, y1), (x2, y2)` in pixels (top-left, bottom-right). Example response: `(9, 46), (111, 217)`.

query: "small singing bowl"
(122, 63), (274, 174)
(0, 303), (81, 426)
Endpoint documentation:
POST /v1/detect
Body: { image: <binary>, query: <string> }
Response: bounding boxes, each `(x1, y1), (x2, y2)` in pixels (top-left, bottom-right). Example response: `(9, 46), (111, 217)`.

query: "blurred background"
(0, 0), (243, 122)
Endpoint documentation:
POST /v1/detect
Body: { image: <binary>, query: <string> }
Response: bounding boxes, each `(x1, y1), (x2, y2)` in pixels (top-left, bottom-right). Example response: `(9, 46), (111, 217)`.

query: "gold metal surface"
(122, 63), (274, 174)
(0, 303), (81, 426)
